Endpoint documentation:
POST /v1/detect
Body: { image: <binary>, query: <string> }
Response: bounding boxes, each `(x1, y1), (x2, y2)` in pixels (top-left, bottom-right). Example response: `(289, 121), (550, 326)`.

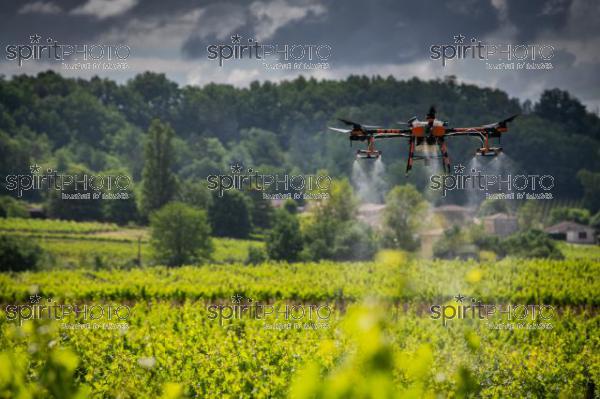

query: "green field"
(0, 218), (264, 267)
(0, 219), (599, 398)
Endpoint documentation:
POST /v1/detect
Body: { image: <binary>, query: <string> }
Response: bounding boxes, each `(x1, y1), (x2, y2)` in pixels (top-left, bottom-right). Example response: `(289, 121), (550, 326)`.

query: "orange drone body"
(328, 106), (518, 174)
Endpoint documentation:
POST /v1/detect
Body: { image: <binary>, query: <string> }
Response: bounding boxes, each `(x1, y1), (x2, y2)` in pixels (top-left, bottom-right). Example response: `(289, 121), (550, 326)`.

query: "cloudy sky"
(1, 0), (599, 109)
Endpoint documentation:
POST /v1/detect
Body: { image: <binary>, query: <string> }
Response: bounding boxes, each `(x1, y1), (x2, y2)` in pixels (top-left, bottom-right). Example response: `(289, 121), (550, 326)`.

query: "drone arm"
(372, 133), (412, 139)
(445, 129), (485, 145)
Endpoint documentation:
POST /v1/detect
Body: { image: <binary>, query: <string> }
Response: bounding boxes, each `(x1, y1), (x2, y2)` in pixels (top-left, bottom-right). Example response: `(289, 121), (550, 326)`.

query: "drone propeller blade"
(328, 127), (352, 133)
(502, 114), (519, 124)
(427, 105), (436, 119)
(482, 114), (520, 130)
(495, 114), (520, 129)
(336, 118), (378, 133)
(338, 118), (360, 127)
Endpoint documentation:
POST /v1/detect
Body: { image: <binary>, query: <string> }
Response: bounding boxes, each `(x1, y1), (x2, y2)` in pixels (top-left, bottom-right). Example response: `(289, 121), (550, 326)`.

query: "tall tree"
(247, 188), (274, 231)
(140, 119), (177, 219)
(101, 168), (138, 225)
(266, 209), (303, 262)
(382, 184), (428, 251)
(150, 202), (212, 266)
(302, 179), (377, 261)
(577, 169), (600, 213)
(208, 190), (252, 238)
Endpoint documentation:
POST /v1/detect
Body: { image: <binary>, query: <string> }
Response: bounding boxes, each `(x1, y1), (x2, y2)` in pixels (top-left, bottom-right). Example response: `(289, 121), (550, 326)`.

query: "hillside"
(1, 72), (599, 204)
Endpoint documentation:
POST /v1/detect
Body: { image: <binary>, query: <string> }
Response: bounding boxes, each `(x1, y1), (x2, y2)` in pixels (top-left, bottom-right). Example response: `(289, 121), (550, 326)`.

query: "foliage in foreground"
(0, 300), (597, 398)
(0, 321), (90, 399)
(0, 230), (598, 398)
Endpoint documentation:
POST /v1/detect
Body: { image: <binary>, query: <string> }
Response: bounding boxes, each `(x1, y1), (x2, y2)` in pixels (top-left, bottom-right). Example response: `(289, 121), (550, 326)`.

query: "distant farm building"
(357, 203), (386, 229)
(432, 205), (475, 226)
(27, 205), (46, 219)
(482, 213), (518, 237)
(544, 221), (596, 244)
(420, 228), (444, 258)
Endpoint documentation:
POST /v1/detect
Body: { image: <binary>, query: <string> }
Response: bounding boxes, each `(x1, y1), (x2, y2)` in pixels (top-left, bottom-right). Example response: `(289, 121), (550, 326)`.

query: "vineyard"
(0, 218), (119, 234)
(0, 218), (263, 267)
(0, 220), (599, 398)
(0, 254), (598, 305)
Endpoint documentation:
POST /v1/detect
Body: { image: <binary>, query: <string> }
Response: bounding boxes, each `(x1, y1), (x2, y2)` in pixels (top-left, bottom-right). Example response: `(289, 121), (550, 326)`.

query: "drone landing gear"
(356, 150), (382, 159)
(476, 133), (502, 156)
(356, 136), (382, 159)
(476, 146), (502, 156)
(405, 136), (415, 174)
(438, 140), (451, 173)
(406, 138), (451, 174)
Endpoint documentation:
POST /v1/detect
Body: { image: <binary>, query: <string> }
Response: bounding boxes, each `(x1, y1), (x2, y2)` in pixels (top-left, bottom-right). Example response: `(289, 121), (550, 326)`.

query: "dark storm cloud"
(181, 2), (253, 58)
(0, 0), (599, 108)
(0, 0), (138, 44)
(0, 0), (585, 65)
(504, 0), (572, 40)
(180, 0), (503, 66)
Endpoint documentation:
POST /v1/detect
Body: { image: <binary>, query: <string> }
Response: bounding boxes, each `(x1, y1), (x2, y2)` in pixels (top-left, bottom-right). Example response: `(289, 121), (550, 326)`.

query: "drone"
(328, 106), (518, 174)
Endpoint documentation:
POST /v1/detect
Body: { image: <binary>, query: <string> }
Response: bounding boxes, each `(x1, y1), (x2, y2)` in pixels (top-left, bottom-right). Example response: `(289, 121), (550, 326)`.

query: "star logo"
(30, 164), (41, 174)
(231, 34), (242, 44)
(453, 34), (465, 44)
(231, 294), (244, 304)
(230, 162), (243, 174)
(29, 294), (41, 304)
(453, 163), (465, 174)
(454, 293), (466, 303)
(29, 34), (42, 44)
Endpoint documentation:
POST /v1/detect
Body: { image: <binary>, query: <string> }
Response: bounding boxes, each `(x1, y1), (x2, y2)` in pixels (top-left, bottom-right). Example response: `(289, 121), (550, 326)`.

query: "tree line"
(1, 71), (599, 204)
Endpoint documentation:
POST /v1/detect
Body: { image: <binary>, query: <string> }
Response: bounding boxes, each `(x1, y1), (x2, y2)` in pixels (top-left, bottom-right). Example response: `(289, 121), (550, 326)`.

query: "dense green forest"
(1, 71), (599, 207)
